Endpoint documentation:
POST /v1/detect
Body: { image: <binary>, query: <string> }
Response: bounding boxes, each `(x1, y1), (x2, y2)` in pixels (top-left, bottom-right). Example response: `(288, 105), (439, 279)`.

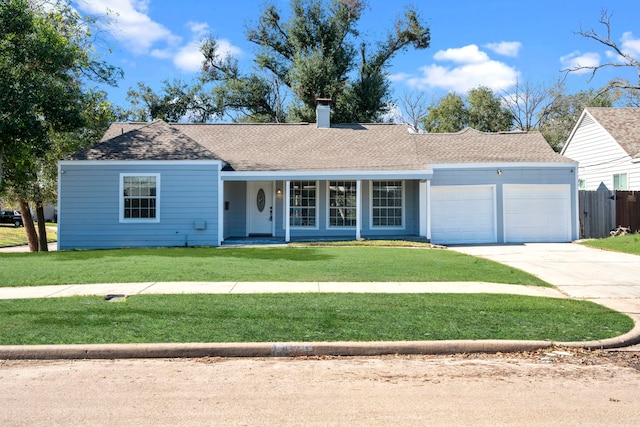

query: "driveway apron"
(450, 243), (640, 316)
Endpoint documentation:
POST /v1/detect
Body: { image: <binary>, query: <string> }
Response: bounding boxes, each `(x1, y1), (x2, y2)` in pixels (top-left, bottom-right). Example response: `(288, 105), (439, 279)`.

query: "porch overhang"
(220, 169), (433, 244)
(220, 169), (433, 181)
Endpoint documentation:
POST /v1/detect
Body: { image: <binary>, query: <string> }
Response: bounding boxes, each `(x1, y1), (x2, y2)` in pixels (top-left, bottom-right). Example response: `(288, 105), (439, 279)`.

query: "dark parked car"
(0, 210), (23, 227)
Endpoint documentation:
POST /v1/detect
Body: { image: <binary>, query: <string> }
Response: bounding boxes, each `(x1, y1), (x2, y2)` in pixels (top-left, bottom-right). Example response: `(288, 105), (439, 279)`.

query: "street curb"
(1, 318), (639, 360)
(0, 340), (554, 360)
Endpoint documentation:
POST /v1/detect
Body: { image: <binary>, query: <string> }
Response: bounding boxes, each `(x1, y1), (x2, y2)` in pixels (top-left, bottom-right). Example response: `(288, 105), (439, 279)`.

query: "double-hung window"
(613, 173), (628, 190)
(290, 180), (317, 227)
(120, 174), (159, 222)
(372, 180), (403, 227)
(329, 181), (357, 227)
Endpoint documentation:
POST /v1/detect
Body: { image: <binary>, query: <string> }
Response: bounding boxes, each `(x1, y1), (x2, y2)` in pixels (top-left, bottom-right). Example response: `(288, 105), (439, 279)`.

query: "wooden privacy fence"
(579, 190), (615, 239)
(615, 191), (640, 233)
(578, 190), (640, 238)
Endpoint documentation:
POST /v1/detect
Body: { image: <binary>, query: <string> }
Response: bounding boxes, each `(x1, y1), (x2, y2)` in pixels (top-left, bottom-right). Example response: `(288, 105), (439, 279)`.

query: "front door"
(248, 181), (274, 235)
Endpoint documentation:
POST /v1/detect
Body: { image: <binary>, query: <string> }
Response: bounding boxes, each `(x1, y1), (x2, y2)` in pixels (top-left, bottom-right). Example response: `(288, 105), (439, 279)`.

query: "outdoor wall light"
(276, 188), (282, 195)
(497, 169), (502, 175)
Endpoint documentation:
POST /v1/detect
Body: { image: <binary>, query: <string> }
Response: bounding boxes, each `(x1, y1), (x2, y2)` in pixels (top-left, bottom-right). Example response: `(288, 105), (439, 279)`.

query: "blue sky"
(75, 0), (639, 115)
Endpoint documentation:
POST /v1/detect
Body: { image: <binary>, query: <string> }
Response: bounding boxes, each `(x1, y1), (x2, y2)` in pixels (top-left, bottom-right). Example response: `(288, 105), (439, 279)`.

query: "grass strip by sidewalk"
(0, 293), (631, 345)
(0, 246), (550, 287)
(580, 234), (640, 255)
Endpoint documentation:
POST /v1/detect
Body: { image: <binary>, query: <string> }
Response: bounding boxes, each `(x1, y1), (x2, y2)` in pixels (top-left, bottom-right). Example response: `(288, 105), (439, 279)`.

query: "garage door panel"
(504, 185), (571, 243)
(431, 186), (496, 244)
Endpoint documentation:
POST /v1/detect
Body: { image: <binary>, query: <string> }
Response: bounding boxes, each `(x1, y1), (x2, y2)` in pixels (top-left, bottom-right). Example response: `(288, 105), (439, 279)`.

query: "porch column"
(218, 177), (225, 246)
(356, 180), (362, 240)
(426, 180), (432, 241)
(419, 180), (427, 239)
(285, 180), (291, 242)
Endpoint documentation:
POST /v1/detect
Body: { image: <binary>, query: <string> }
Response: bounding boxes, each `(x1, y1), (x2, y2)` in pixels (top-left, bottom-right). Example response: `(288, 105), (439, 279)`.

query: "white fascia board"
(58, 160), (223, 166)
(429, 162), (578, 169)
(221, 169), (433, 181)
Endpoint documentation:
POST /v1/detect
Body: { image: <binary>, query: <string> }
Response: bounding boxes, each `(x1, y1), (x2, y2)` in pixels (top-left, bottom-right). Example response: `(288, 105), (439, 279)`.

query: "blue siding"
(431, 166), (578, 242)
(59, 163), (221, 249)
(223, 181), (247, 238)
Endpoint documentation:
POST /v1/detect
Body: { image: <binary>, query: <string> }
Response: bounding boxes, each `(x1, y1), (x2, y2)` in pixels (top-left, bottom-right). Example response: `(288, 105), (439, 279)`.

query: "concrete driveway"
(450, 243), (640, 316)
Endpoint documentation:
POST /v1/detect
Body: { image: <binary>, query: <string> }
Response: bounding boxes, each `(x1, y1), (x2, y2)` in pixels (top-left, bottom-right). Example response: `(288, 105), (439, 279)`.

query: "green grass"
(0, 224), (57, 247)
(0, 246), (550, 287)
(0, 293), (631, 345)
(580, 234), (640, 255)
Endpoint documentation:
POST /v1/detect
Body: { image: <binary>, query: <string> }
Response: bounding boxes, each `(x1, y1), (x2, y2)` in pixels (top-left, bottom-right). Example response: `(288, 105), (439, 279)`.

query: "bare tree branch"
(563, 10), (640, 92)
(400, 90), (429, 132)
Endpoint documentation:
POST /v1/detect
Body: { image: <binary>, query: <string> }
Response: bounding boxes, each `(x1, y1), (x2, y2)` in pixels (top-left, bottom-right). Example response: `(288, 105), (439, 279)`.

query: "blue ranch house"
(57, 102), (579, 249)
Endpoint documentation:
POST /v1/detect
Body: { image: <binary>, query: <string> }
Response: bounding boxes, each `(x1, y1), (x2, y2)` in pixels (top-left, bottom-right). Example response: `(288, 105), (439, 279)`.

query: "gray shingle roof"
(68, 121), (220, 161)
(585, 107), (640, 158)
(69, 120), (573, 168)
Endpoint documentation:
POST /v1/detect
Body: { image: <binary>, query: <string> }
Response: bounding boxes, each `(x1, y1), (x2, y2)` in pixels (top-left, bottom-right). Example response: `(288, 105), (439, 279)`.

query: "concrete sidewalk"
(0, 281), (567, 300)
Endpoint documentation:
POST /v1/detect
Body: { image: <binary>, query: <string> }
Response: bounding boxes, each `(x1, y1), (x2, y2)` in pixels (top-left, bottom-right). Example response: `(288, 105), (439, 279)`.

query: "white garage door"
(431, 186), (496, 244)
(504, 184), (571, 243)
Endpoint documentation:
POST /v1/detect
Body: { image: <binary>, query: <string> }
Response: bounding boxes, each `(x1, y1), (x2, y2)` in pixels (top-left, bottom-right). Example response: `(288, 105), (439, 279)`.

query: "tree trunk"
(36, 202), (48, 252)
(18, 198), (38, 252)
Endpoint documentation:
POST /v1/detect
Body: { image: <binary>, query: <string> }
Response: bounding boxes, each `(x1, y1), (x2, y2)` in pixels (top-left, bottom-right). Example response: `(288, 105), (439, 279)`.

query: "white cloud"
(401, 44), (519, 93)
(75, 1), (242, 75)
(389, 72), (412, 82)
(416, 61), (519, 93)
(560, 51), (600, 74)
(173, 20), (242, 73)
(173, 41), (205, 72)
(433, 45), (489, 64)
(76, 0), (180, 54)
(621, 32), (640, 59)
(484, 41), (522, 57)
(172, 21), (210, 72)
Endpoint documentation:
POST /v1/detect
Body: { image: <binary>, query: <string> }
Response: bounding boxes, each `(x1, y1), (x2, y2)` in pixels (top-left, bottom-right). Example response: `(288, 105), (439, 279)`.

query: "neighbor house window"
(329, 181), (357, 227)
(290, 180), (317, 227)
(372, 180), (403, 227)
(578, 179), (586, 190)
(613, 173), (628, 190)
(120, 174), (159, 222)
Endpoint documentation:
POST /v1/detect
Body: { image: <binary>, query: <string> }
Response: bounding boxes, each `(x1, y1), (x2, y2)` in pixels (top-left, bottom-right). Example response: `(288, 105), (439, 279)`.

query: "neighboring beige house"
(562, 107), (640, 191)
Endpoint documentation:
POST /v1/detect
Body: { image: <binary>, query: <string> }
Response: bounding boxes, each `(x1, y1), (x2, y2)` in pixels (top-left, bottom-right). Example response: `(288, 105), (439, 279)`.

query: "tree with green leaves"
(0, 0), (121, 251)
(421, 87), (512, 133)
(241, 0), (430, 123)
(123, 79), (220, 123)
(540, 88), (614, 151)
(420, 93), (468, 133)
(126, 1), (429, 124)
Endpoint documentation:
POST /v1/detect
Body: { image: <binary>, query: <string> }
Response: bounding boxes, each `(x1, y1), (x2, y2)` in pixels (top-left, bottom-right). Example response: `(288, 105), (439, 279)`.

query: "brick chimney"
(316, 98), (332, 128)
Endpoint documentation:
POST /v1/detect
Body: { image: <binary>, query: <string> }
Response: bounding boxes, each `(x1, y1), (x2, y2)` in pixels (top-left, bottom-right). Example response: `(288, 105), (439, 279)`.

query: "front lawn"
(0, 293), (631, 344)
(580, 234), (640, 255)
(0, 246), (550, 287)
(0, 224), (57, 247)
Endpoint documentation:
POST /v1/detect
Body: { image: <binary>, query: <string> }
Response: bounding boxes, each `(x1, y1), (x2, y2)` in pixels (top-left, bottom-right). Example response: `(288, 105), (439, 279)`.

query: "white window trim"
(578, 179), (586, 190)
(613, 172), (629, 190)
(289, 180), (319, 230)
(326, 180), (358, 229)
(119, 173), (160, 223)
(369, 180), (405, 230)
